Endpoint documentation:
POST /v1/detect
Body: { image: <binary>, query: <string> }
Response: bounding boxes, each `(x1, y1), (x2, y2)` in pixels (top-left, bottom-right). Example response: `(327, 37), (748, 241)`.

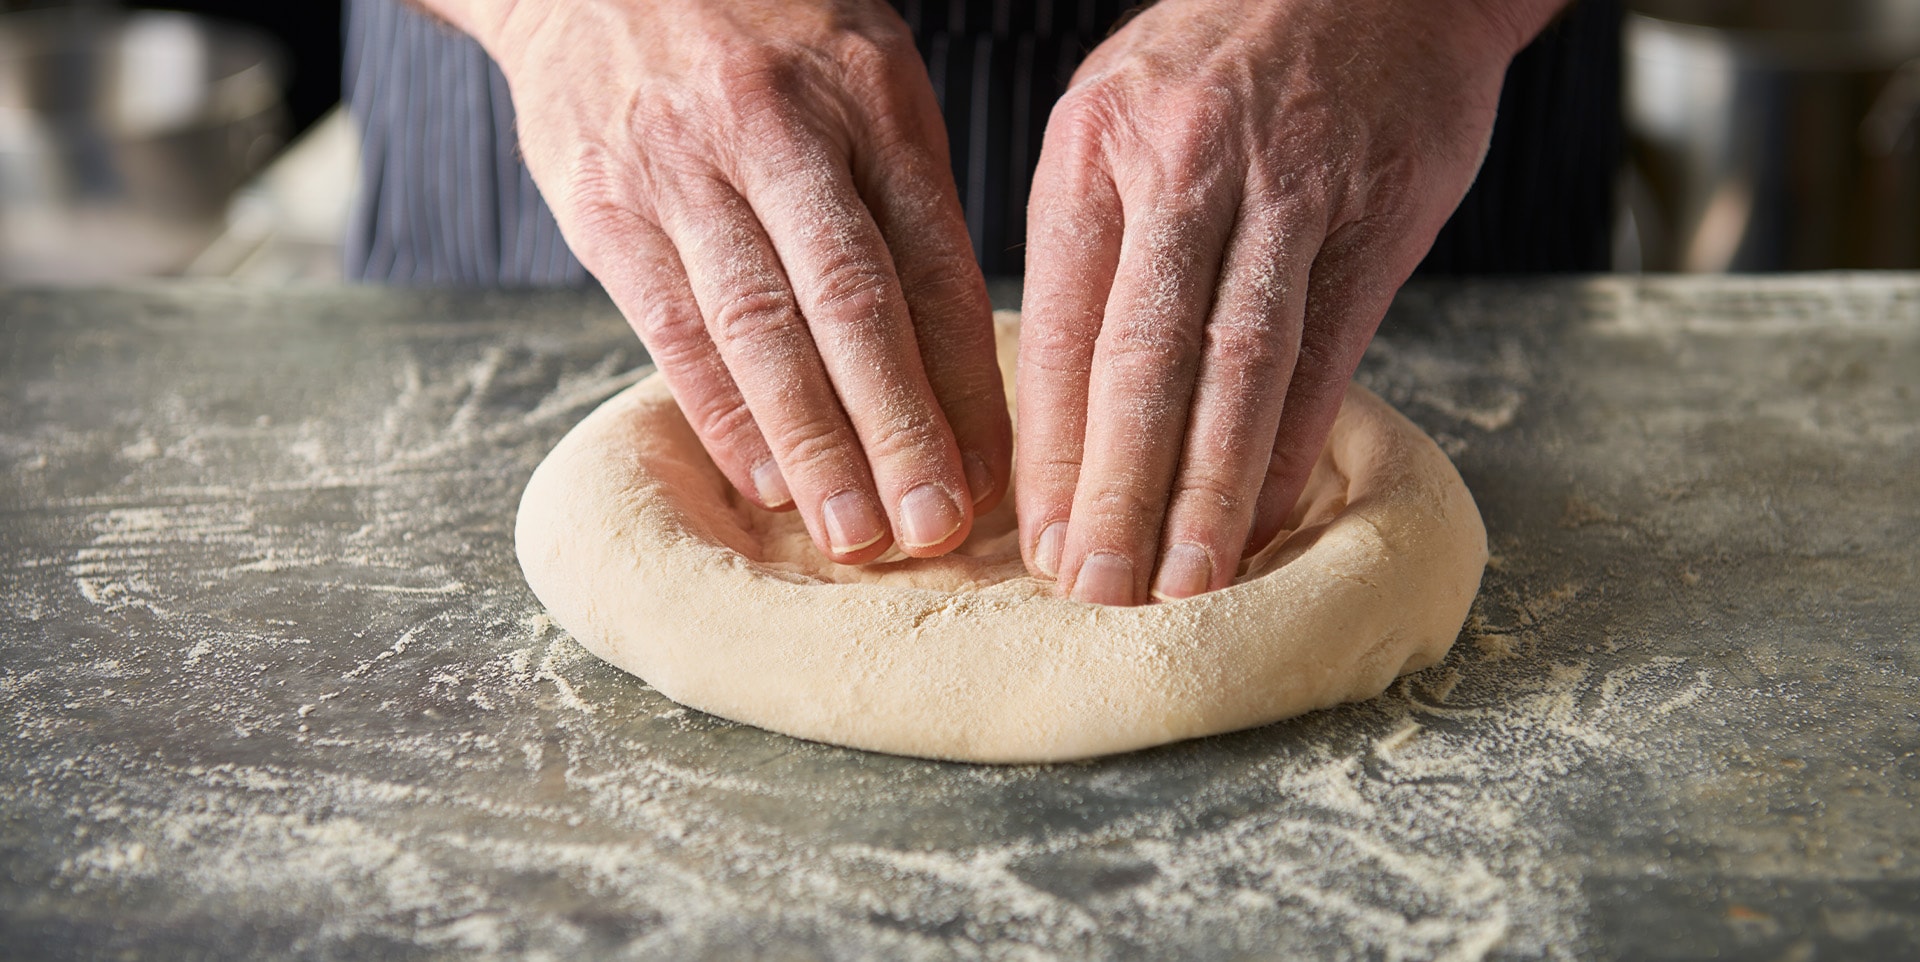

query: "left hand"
(1017, 0), (1563, 604)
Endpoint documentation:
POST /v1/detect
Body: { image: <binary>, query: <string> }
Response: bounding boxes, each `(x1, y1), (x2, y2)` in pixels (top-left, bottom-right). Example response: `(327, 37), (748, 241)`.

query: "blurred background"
(0, 0), (1917, 283)
(0, 0), (342, 282)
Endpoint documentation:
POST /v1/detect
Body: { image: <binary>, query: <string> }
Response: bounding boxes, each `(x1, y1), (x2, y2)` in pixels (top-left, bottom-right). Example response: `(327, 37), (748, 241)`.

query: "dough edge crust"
(515, 315), (1488, 763)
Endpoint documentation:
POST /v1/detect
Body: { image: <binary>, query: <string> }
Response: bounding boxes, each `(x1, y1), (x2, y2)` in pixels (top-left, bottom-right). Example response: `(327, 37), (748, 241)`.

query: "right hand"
(466, 0), (1011, 563)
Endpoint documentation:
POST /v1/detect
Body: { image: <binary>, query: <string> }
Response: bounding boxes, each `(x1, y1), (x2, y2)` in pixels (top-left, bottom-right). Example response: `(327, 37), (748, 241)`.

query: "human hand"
(445, 0), (1009, 563)
(1018, 0), (1563, 604)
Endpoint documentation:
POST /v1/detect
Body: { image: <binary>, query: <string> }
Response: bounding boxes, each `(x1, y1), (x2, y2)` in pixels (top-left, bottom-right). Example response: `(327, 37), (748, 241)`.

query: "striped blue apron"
(344, 0), (1620, 286)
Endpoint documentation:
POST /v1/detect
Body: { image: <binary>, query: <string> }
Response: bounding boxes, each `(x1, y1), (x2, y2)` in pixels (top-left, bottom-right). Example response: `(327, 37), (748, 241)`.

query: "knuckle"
(625, 281), (703, 345)
(687, 395), (761, 453)
(556, 164), (618, 224)
(1292, 335), (1361, 392)
(1050, 83), (1124, 153)
(1023, 309), (1100, 361)
(708, 286), (802, 349)
(1023, 453), (1085, 489)
(552, 153), (640, 243)
(1358, 145), (1428, 221)
(862, 407), (949, 464)
(1171, 82), (1235, 130)
(1156, 112), (1237, 196)
(1137, 210), (1214, 266)
(811, 262), (896, 320)
(835, 29), (914, 91)
(1172, 470), (1250, 518)
(1264, 430), (1322, 481)
(710, 41), (798, 94)
(770, 414), (851, 476)
(1156, 162), (1220, 209)
(1204, 315), (1290, 376)
(638, 311), (711, 366)
(708, 61), (817, 146)
(1102, 316), (1204, 373)
(1083, 480), (1162, 531)
(862, 128), (934, 180)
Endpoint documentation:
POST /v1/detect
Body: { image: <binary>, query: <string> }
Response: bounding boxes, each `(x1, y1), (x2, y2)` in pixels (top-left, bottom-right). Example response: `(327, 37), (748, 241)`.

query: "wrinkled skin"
(1017, 0), (1553, 605)
(483, 0), (1007, 566)
(428, 0), (1561, 600)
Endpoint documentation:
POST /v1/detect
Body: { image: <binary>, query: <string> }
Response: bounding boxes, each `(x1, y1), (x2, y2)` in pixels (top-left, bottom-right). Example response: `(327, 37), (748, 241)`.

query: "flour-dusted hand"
(1018, 0), (1565, 604)
(429, 0), (1009, 563)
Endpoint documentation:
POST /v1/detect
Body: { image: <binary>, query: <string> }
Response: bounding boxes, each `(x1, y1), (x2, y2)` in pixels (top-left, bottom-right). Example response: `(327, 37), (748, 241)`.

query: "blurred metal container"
(1627, 0), (1920, 270)
(0, 9), (286, 281)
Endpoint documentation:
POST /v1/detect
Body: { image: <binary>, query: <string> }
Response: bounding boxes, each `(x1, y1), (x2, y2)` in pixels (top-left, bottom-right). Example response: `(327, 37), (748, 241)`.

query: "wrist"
(409, 0), (535, 68)
(1462, 0), (1571, 59)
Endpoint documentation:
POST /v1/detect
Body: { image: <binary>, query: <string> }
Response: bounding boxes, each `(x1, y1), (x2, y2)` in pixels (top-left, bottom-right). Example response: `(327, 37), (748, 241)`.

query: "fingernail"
(1150, 543), (1213, 602)
(962, 453), (995, 506)
(1072, 551), (1136, 606)
(1034, 521), (1067, 579)
(823, 491), (887, 555)
(752, 459), (791, 508)
(899, 483), (964, 549)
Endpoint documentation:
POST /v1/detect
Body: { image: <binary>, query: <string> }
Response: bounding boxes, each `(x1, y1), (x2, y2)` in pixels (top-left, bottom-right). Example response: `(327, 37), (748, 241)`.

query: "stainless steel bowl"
(0, 9), (287, 281)
(1627, 0), (1920, 270)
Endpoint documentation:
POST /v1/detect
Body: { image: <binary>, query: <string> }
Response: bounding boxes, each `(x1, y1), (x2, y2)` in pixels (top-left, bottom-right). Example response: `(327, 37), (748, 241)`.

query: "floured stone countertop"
(1, 277), (1915, 960)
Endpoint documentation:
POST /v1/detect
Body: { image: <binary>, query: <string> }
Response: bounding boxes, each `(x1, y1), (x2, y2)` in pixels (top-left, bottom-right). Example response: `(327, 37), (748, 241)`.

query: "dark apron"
(344, 0), (1620, 286)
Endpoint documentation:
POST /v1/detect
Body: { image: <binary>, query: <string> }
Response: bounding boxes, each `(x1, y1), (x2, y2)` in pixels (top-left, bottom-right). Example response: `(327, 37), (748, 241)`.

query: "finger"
(1016, 125), (1124, 582)
(1244, 229), (1400, 555)
(658, 173), (895, 563)
(855, 125), (1010, 514)
(1148, 203), (1315, 601)
(1053, 185), (1239, 606)
(580, 207), (795, 512)
(736, 139), (976, 559)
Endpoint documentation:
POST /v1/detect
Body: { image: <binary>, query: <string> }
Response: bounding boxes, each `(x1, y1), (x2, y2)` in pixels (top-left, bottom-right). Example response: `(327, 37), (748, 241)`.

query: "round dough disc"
(515, 314), (1487, 763)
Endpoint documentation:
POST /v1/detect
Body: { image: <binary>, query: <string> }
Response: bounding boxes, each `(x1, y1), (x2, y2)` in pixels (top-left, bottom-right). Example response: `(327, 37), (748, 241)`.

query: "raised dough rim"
(515, 337), (1488, 763)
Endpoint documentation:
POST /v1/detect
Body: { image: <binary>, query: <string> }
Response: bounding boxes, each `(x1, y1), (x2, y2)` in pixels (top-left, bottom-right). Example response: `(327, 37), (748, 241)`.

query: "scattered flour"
(0, 308), (1765, 960)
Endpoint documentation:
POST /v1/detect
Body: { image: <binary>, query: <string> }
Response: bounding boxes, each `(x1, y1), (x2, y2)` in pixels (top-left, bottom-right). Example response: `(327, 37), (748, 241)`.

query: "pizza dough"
(515, 313), (1487, 763)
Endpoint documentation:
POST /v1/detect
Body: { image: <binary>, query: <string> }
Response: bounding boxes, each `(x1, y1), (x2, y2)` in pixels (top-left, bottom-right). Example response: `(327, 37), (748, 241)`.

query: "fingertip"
(751, 457), (793, 510)
(1031, 520), (1067, 580)
(1149, 542), (1214, 602)
(1070, 551), (1139, 606)
(896, 482), (968, 556)
(821, 490), (893, 562)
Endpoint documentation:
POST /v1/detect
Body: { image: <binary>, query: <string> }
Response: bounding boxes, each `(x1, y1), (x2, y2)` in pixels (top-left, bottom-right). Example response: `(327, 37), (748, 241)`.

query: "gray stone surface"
(1, 277), (1915, 960)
